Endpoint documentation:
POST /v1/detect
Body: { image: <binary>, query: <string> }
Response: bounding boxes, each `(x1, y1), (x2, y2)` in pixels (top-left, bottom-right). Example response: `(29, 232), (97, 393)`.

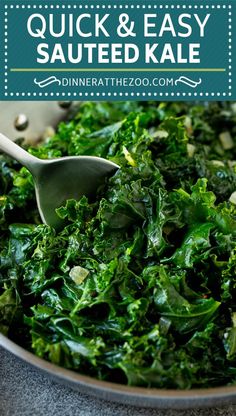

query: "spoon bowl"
(0, 133), (119, 230)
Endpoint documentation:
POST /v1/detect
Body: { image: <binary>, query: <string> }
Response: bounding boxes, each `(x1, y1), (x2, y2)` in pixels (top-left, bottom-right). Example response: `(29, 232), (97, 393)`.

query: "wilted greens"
(1, 101), (236, 389)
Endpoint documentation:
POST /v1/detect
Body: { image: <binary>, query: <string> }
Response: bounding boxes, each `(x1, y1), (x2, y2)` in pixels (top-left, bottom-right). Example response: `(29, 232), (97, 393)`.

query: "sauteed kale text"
(1, 101), (236, 389)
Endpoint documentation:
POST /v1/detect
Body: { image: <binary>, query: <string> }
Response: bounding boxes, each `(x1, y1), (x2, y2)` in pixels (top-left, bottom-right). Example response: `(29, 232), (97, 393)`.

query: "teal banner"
(0, 0), (235, 100)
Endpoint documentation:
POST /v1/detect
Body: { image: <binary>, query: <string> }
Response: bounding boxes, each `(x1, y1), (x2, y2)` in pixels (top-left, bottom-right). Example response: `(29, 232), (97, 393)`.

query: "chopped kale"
(1, 101), (236, 389)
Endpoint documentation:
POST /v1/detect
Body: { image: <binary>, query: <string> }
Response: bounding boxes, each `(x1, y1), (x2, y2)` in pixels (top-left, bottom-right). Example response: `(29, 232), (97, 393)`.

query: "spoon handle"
(0, 133), (40, 174)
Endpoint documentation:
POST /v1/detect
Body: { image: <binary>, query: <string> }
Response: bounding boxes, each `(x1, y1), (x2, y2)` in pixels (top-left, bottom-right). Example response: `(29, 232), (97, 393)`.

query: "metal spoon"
(0, 133), (119, 230)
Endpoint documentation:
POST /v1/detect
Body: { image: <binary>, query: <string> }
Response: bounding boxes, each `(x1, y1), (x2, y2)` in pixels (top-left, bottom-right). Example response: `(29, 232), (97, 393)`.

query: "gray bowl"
(1, 333), (236, 409)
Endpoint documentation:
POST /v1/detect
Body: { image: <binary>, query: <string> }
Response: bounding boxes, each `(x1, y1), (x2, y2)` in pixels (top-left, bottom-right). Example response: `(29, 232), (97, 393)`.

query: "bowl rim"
(1, 333), (236, 409)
